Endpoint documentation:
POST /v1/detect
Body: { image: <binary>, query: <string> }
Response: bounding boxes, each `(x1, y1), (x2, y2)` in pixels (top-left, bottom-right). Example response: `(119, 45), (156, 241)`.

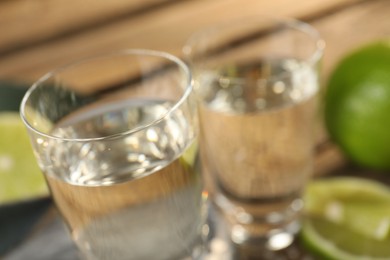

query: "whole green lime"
(325, 39), (390, 170)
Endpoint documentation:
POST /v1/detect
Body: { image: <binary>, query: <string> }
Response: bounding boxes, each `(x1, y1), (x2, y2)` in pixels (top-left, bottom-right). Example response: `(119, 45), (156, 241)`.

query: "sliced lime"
(302, 177), (390, 259)
(0, 112), (48, 204)
(304, 177), (390, 240)
(301, 217), (390, 260)
(182, 140), (198, 167)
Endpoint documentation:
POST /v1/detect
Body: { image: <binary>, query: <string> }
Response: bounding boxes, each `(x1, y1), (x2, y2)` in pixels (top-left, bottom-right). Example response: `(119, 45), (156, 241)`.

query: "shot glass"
(184, 16), (324, 250)
(20, 49), (204, 260)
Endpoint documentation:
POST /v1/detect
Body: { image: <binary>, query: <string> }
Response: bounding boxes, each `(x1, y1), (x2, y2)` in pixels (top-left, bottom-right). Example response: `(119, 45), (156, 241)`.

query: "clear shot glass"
(21, 49), (205, 260)
(185, 16), (324, 251)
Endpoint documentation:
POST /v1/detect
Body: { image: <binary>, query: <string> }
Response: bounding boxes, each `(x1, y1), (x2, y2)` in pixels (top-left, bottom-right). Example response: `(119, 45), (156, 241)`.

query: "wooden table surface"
(0, 0), (389, 259)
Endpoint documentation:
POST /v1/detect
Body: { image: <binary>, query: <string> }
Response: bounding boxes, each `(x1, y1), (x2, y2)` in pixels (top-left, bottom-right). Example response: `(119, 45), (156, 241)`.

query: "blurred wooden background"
(1, 0), (388, 175)
(0, 0), (388, 82)
(1, 0), (389, 259)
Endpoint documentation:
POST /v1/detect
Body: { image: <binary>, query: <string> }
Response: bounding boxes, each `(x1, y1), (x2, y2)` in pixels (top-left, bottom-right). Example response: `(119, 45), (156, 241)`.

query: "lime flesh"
(302, 217), (390, 260)
(0, 112), (48, 204)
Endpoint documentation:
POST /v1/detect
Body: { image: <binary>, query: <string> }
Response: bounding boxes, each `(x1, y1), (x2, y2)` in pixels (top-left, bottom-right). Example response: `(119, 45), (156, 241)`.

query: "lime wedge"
(182, 140), (198, 167)
(0, 112), (48, 204)
(302, 217), (390, 260)
(304, 177), (390, 240)
(302, 177), (390, 259)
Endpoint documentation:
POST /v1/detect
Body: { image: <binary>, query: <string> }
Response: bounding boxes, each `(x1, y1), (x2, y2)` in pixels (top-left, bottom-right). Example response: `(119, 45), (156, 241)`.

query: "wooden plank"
(0, 0), (176, 54)
(314, 0), (390, 80)
(0, 0), (361, 82)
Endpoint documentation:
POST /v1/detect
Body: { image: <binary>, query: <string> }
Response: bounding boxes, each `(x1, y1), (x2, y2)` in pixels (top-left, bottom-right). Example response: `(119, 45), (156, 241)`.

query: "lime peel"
(325, 39), (390, 170)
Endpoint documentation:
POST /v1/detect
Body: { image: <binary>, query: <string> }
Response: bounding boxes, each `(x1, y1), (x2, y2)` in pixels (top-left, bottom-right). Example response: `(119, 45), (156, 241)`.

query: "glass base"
(212, 191), (303, 251)
(203, 201), (316, 260)
(230, 220), (300, 249)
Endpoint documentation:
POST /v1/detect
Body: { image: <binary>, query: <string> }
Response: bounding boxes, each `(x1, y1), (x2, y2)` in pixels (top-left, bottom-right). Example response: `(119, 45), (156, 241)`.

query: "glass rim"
(183, 15), (325, 69)
(20, 49), (193, 142)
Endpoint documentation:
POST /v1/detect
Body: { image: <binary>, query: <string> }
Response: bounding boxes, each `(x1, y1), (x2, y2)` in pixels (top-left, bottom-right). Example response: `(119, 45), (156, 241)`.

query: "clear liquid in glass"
(43, 100), (203, 260)
(197, 57), (318, 243)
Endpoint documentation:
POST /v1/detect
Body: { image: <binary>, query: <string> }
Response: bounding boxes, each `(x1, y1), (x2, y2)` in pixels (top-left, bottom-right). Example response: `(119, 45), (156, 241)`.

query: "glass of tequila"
(184, 16), (324, 251)
(20, 49), (204, 260)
